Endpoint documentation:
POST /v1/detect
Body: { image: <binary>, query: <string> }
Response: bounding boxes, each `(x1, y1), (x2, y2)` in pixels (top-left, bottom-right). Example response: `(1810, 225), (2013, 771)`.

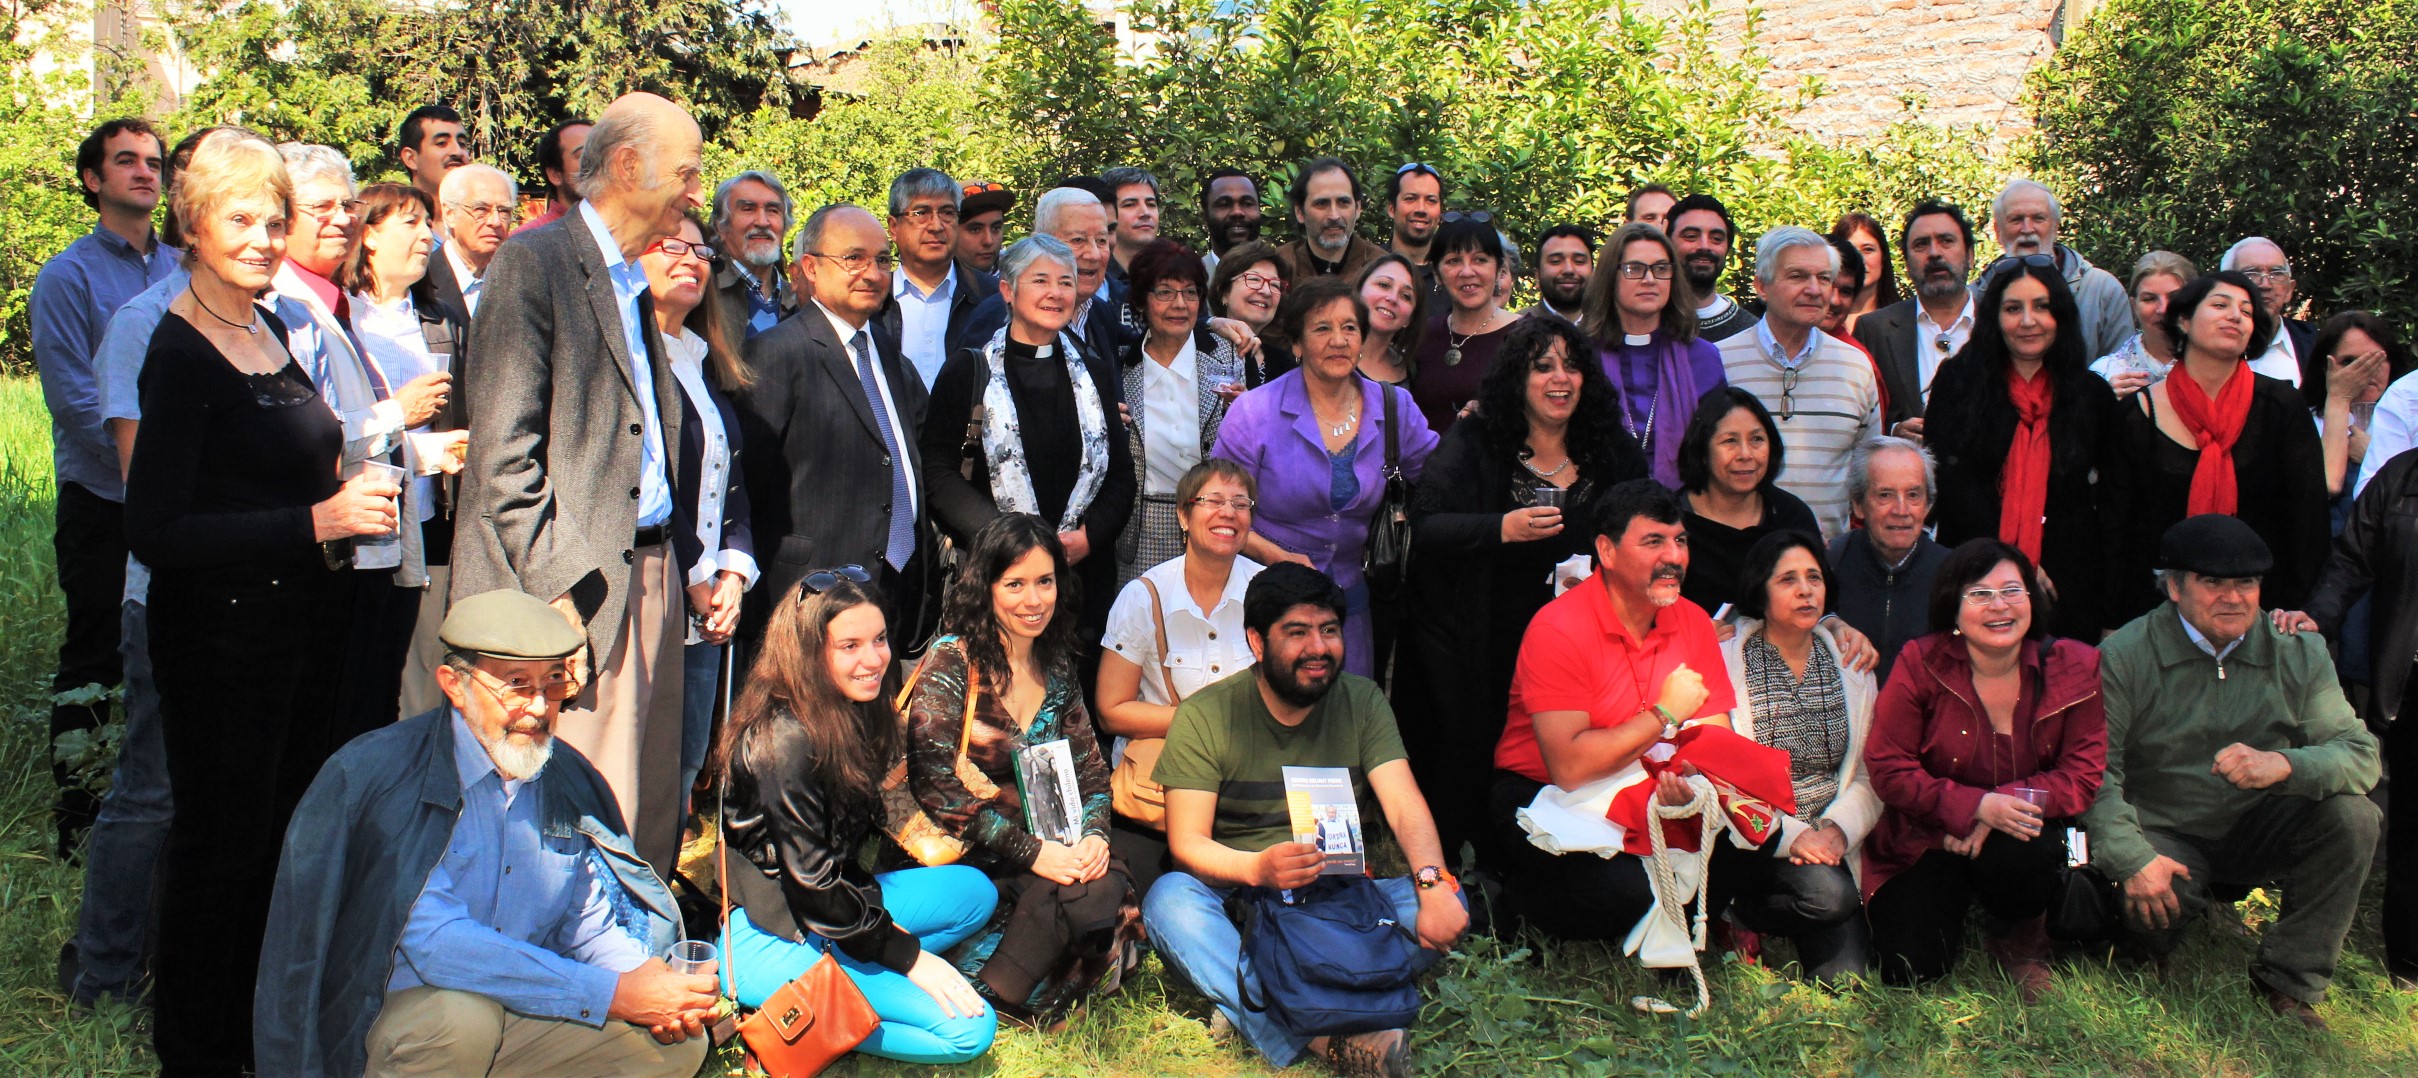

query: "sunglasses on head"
(1395, 162), (1438, 176)
(797, 564), (873, 601)
(1442, 209), (1493, 225)
(961, 181), (1007, 197)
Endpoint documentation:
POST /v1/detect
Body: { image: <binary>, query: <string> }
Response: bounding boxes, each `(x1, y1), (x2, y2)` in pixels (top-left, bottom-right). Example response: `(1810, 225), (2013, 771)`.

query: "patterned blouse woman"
(906, 513), (1136, 1023)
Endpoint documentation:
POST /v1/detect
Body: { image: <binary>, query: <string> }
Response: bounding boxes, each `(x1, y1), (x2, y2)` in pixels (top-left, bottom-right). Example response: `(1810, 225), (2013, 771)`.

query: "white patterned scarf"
(979, 325), (1112, 534)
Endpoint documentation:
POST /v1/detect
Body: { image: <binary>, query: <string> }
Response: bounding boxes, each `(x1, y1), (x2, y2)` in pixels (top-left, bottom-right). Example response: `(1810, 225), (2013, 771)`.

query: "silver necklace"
(1523, 452), (1571, 479)
(1325, 403), (1361, 439)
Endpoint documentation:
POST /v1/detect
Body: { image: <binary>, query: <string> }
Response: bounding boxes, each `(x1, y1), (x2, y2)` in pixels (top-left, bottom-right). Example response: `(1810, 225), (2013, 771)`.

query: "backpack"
(1224, 876), (1438, 1036)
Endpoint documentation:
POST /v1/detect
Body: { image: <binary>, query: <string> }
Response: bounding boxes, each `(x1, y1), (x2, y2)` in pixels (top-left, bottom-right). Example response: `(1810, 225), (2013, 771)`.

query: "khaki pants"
(555, 543), (686, 880)
(364, 985), (706, 1077)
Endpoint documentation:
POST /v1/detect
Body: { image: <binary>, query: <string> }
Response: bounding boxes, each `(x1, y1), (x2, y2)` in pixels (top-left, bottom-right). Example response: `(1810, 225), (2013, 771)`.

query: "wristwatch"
(1413, 865), (1459, 893)
(1653, 703), (1681, 740)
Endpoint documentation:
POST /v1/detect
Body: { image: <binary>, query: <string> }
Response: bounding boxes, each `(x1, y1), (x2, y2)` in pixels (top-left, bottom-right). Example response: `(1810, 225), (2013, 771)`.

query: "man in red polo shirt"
(1489, 479), (1735, 941)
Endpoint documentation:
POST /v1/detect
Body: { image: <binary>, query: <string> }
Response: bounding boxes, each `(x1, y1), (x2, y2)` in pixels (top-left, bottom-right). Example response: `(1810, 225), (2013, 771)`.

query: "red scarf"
(1998, 368), (2054, 561)
(2165, 363), (2255, 515)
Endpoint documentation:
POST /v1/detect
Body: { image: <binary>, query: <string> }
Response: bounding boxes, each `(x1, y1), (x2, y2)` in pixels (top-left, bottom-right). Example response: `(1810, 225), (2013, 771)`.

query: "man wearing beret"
(2083, 515), (2381, 1031)
(256, 590), (717, 1076)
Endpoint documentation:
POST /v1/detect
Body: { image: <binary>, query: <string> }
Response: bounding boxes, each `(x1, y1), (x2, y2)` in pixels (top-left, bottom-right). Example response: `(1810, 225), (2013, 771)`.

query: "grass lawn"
(0, 372), (2410, 1075)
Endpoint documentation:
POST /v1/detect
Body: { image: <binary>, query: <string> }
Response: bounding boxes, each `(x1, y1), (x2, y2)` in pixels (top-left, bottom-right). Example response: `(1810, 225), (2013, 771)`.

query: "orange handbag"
(1109, 578), (1181, 828)
(718, 796), (881, 1075)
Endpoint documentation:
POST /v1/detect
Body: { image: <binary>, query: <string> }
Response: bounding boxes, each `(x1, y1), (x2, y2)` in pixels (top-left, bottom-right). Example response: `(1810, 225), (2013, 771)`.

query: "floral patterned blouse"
(905, 637), (1113, 870)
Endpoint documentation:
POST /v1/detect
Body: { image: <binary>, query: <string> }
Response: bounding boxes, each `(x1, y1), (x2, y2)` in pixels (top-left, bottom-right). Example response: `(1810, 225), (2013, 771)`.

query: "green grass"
(0, 370), (2411, 1075)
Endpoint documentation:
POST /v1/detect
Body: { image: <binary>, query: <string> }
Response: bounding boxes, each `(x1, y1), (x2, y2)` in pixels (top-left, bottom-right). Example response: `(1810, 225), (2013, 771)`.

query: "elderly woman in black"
(1924, 258), (2117, 639)
(125, 128), (399, 1074)
(1117, 239), (1244, 585)
(1397, 314), (1643, 871)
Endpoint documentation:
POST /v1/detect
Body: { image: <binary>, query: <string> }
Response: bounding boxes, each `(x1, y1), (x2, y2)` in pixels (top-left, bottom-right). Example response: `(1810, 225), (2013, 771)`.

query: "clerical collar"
(1624, 333), (1654, 347)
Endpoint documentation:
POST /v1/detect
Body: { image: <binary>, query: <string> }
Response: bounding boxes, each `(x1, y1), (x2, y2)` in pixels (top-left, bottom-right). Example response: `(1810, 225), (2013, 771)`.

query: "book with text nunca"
(1017, 739), (1083, 846)
(1283, 766), (1364, 875)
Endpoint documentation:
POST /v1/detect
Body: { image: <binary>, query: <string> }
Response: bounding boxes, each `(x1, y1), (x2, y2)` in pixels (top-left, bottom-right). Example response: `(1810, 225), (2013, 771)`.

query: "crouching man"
(256, 589), (718, 1075)
(1142, 564), (1469, 1078)
(2084, 516), (2381, 1031)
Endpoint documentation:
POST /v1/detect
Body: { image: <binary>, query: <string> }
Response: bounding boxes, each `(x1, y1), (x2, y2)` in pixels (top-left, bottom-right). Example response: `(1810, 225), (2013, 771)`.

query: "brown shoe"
(2255, 981), (2329, 1033)
(1982, 915), (2054, 1003)
(1323, 1028), (1412, 1078)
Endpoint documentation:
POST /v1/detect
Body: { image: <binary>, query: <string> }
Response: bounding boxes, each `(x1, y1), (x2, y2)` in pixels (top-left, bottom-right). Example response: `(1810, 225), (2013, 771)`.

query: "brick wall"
(1646, 0), (2097, 147)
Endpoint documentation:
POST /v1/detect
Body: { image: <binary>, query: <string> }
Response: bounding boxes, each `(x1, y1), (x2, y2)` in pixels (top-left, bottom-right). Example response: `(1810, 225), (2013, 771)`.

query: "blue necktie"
(852, 330), (916, 570)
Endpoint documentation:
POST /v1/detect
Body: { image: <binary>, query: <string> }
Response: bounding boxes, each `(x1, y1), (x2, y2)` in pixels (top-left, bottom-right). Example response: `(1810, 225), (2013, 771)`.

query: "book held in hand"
(1017, 738), (1084, 846)
(1283, 765), (1364, 876)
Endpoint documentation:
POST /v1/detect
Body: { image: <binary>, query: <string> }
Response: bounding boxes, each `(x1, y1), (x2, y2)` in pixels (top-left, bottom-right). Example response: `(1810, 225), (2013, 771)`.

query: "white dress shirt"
(2248, 322), (2302, 387)
(578, 201), (673, 530)
(350, 291), (444, 523)
(663, 328), (761, 593)
(1913, 293), (1976, 405)
(1140, 336), (1202, 495)
(816, 301), (921, 524)
(444, 243), (485, 317)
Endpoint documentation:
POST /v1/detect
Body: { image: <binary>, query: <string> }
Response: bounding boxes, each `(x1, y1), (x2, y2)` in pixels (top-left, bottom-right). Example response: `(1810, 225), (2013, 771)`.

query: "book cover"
(1017, 739), (1084, 846)
(1282, 765), (1364, 875)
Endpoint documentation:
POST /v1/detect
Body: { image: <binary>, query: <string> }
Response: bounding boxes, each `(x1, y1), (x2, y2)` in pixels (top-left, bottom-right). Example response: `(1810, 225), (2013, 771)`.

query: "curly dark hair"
(939, 514), (1082, 695)
(1123, 238), (1210, 341)
(1477, 314), (1643, 486)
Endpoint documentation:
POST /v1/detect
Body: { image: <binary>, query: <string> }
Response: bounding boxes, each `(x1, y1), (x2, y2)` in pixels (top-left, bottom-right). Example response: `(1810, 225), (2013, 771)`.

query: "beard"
(1917, 258), (1968, 301)
(1541, 275), (1588, 311)
(1263, 652), (1338, 707)
(1683, 258), (1722, 297)
(478, 724), (555, 781)
(1216, 217), (1262, 250)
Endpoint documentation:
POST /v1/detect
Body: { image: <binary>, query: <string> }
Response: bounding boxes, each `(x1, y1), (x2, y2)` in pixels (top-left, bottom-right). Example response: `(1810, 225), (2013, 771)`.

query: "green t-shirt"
(1151, 669), (1409, 853)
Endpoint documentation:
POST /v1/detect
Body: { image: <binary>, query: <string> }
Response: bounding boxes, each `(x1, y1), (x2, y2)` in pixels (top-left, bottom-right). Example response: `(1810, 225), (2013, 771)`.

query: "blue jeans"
(1143, 873), (1439, 1067)
(70, 600), (172, 1003)
(679, 641), (721, 815)
(723, 864), (999, 1064)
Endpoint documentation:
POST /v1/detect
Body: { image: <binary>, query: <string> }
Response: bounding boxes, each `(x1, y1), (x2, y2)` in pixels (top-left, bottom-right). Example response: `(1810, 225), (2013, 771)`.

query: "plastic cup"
(1533, 485), (1567, 509)
(668, 939), (717, 976)
(2012, 786), (2049, 809)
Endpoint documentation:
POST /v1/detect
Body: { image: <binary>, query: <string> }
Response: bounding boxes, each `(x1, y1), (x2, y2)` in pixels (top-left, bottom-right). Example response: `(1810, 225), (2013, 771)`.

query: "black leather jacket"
(724, 712), (922, 973)
(2308, 447), (2418, 731)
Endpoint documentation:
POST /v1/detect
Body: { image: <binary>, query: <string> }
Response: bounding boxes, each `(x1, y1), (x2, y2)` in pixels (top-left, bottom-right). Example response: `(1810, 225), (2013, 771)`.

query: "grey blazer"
(450, 214), (685, 666)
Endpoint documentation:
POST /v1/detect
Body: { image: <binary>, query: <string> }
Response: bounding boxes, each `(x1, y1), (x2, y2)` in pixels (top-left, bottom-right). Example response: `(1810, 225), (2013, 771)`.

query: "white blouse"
(664, 328), (758, 592)
(1139, 335), (1202, 495)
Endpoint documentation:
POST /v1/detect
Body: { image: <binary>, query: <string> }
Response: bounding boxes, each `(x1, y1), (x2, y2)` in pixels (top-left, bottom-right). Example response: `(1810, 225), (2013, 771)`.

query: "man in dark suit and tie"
(452, 91), (703, 880)
(2222, 235), (2320, 392)
(427, 163), (518, 320)
(1853, 200), (1978, 438)
(737, 203), (935, 646)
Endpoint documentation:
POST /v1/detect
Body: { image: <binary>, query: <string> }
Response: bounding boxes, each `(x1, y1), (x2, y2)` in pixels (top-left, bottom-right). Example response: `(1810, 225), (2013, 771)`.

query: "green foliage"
(707, 43), (985, 217)
(2024, 0), (2418, 325)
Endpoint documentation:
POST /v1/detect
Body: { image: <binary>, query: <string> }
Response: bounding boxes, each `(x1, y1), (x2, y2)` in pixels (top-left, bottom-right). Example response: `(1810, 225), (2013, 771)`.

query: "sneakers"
(1981, 915), (2054, 1003)
(1322, 1028), (1411, 1078)
(2254, 980), (2329, 1033)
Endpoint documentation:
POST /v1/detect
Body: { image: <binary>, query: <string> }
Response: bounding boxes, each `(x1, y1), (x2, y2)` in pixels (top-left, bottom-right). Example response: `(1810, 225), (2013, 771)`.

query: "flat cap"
(960, 180), (1015, 219)
(440, 589), (586, 660)
(2159, 514), (2273, 578)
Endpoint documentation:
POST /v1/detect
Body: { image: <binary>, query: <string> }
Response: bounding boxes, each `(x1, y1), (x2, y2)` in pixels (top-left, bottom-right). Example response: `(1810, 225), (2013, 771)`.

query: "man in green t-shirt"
(1143, 564), (1467, 1078)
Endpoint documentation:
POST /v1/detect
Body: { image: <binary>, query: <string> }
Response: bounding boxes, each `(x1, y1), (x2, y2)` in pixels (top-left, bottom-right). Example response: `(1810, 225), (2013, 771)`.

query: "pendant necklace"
(1320, 391), (1360, 438)
(1445, 328), (1474, 366)
(190, 286), (260, 335)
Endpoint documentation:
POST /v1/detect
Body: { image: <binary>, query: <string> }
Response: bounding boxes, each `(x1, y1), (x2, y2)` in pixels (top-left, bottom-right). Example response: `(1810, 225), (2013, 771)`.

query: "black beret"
(2159, 514), (2273, 578)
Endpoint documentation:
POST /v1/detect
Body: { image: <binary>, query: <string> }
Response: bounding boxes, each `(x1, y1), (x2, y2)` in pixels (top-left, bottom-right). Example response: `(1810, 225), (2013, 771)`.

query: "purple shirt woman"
(1211, 276), (1438, 676)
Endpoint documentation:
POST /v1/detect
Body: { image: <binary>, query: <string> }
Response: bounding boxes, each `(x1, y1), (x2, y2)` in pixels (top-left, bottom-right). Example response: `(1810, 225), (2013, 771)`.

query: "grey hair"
(887, 168), (960, 218)
(1098, 166), (1160, 199)
(2218, 236), (2288, 272)
(1847, 435), (1936, 504)
(276, 142), (356, 195)
(1032, 186), (1104, 238)
(438, 162), (518, 206)
(1753, 226), (1839, 285)
(998, 233), (1077, 285)
(1497, 230), (1523, 277)
(576, 107), (670, 201)
(713, 170), (792, 232)
(1992, 179), (2064, 228)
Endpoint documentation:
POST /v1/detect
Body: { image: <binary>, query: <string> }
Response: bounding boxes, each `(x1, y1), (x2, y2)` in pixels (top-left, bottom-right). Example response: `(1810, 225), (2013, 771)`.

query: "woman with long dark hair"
(1355, 251), (1428, 386)
(1580, 222), (1725, 489)
(1923, 258), (2117, 638)
(1397, 314), (1643, 870)
(1832, 212), (1900, 332)
(717, 574), (997, 1063)
(905, 513), (1135, 1023)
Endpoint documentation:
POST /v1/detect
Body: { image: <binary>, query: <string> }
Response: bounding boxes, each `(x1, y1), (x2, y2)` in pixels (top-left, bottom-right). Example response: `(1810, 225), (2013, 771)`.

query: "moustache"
(1651, 564), (1685, 582)
(745, 227), (779, 241)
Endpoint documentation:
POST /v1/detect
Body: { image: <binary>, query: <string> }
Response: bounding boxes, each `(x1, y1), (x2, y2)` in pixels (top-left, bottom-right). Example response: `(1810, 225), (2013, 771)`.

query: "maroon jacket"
(1860, 634), (2108, 898)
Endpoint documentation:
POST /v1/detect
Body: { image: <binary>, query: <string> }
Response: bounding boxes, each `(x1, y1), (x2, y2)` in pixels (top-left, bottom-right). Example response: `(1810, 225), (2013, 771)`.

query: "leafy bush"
(0, 21), (146, 377)
(2024, 0), (2418, 325)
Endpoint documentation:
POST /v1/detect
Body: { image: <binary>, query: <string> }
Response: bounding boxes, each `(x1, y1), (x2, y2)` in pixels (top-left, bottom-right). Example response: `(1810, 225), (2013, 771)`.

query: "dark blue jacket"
(254, 708), (681, 1077)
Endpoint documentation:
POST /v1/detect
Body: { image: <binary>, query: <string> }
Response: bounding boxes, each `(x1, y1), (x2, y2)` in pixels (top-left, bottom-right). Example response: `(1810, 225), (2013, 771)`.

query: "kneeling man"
(257, 589), (718, 1075)
(2084, 516), (2380, 1031)
(1143, 564), (1468, 1078)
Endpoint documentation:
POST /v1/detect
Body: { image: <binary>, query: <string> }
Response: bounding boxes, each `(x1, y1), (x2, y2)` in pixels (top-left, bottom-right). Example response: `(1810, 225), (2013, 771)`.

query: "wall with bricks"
(1644, 0), (2096, 147)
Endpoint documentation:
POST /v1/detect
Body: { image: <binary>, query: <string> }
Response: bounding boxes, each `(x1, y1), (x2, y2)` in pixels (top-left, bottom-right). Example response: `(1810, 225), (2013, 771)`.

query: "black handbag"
(1362, 382), (1413, 601)
(2046, 831), (2121, 942)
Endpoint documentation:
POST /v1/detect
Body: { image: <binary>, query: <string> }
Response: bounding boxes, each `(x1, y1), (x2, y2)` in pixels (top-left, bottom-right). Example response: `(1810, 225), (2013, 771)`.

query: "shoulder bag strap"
(1139, 577), (1180, 703)
(1381, 383), (1402, 480)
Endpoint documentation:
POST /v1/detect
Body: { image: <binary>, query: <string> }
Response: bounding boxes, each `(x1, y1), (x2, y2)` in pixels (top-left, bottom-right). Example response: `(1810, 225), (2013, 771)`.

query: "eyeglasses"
(798, 564), (874, 600)
(1935, 333), (1955, 355)
(1148, 287), (1201, 304)
(2237, 267), (2294, 283)
(1961, 584), (2032, 607)
(461, 664), (580, 712)
(1235, 271), (1284, 293)
(899, 205), (960, 224)
(962, 181), (1007, 198)
(1188, 494), (1255, 513)
(1442, 210), (1493, 224)
(1617, 260), (1675, 280)
(1776, 364), (1801, 421)
(296, 198), (365, 219)
(809, 249), (897, 274)
(448, 201), (520, 224)
(650, 236), (717, 262)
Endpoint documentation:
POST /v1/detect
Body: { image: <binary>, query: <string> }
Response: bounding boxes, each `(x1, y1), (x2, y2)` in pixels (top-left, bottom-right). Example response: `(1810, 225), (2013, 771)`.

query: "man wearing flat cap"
(2083, 515), (2380, 1031)
(256, 590), (716, 1076)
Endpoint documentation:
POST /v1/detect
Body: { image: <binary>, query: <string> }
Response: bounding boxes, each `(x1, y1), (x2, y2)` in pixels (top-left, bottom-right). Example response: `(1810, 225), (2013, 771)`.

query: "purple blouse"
(1210, 369), (1439, 591)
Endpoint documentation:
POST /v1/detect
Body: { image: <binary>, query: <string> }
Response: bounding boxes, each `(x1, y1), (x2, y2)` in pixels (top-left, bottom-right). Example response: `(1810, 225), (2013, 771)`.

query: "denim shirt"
(29, 224), (180, 500)
(384, 713), (651, 1023)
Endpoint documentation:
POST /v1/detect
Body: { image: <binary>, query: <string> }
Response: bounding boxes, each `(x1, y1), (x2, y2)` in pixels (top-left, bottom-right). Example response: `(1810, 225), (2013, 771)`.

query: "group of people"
(26, 88), (2417, 1078)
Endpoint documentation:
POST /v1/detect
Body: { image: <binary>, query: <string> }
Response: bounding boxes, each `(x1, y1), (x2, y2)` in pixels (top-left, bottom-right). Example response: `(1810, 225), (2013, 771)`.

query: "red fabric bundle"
(1605, 725), (1798, 855)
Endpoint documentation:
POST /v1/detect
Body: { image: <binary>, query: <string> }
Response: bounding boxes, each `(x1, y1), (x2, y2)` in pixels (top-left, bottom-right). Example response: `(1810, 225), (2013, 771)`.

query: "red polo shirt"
(1495, 578), (1736, 783)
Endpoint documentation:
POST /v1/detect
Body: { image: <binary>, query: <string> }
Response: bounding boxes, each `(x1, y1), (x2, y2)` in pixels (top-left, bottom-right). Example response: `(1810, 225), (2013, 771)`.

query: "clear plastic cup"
(668, 939), (717, 976)
(1533, 485), (1566, 509)
(2012, 786), (2049, 809)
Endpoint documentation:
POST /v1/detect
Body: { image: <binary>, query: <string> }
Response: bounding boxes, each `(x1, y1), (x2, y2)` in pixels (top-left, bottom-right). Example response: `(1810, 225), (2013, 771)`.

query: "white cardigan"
(1720, 618), (1882, 879)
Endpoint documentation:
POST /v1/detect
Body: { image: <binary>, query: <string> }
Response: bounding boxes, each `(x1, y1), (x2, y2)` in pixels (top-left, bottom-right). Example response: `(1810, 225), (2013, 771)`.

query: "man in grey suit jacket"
(1853, 200), (1979, 438)
(737, 204), (937, 645)
(452, 92), (704, 879)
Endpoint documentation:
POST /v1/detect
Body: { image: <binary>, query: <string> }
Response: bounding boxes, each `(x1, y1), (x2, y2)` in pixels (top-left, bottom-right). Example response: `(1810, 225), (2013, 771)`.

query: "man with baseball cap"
(954, 180), (1016, 274)
(2084, 515), (2380, 1031)
(257, 590), (712, 1076)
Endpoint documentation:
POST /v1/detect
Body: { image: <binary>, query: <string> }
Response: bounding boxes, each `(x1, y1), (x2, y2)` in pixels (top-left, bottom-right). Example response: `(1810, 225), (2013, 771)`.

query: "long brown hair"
(338, 182), (435, 296)
(1579, 222), (1699, 347)
(671, 211), (754, 391)
(713, 577), (898, 814)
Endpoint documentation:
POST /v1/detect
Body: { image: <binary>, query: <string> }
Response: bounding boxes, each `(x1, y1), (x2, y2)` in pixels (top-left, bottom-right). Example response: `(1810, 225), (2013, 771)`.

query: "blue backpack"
(1225, 876), (1439, 1036)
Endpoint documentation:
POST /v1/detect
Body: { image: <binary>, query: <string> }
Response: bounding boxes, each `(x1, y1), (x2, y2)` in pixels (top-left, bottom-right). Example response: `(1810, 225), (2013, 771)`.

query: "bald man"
(453, 92), (707, 879)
